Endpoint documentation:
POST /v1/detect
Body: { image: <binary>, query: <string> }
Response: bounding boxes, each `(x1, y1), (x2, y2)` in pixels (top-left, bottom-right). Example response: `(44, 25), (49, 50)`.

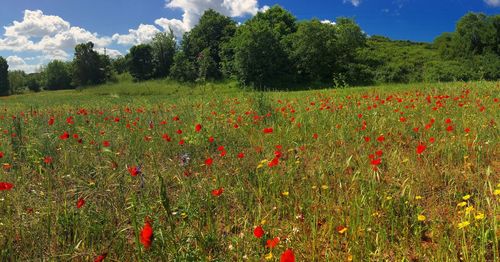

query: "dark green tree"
(453, 13), (496, 56)
(73, 42), (109, 86)
(129, 44), (154, 81)
(182, 9), (236, 80)
(8, 70), (27, 94)
(26, 73), (42, 92)
(151, 30), (177, 78)
(44, 60), (73, 90)
(0, 56), (9, 96)
(170, 51), (197, 82)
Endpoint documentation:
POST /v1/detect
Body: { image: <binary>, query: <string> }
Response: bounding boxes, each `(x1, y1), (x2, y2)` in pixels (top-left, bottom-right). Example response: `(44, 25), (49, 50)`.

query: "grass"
(0, 80), (499, 261)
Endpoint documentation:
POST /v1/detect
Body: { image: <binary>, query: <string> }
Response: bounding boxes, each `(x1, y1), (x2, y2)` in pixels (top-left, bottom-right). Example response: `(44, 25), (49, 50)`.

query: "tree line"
(0, 5), (499, 96)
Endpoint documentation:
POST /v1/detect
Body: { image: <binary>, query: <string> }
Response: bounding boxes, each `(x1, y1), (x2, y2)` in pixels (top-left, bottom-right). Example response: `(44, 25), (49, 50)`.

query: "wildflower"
(140, 220), (154, 249)
(0, 182), (14, 191)
(59, 131), (70, 140)
(475, 212), (485, 220)
(377, 135), (385, 142)
(48, 117), (55, 125)
(494, 189), (500, 196)
(416, 143), (426, 154)
(266, 237), (279, 248)
(76, 198), (85, 208)
(254, 226), (264, 238)
(457, 221), (470, 229)
(336, 225), (347, 234)
(43, 156), (53, 164)
(102, 141), (110, 147)
(281, 191), (289, 196)
(94, 253), (107, 262)
(264, 252), (273, 260)
(415, 195), (423, 200)
(462, 194), (471, 201)
(0, 152), (3, 158)
(205, 158), (213, 166)
(128, 166), (141, 177)
(280, 249), (295, 262)
(263, 128), (274, 134)
(211, 188), (224, 197)
(268, 157), (279, 167)
(237, 152), (245, 159)
(417, 214), (426, 221)
(195, 124), (202, 132)
(457, 201), (467, 207)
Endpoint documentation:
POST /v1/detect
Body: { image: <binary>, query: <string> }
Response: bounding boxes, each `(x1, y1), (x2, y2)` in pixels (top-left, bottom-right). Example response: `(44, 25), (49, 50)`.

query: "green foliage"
(26, 73), (42, 92)
(8, 70), (27, 94)
(182, 9), (236, 80)
(151, 31), (176, 78)
(129, 44), (155, 81)
(44, 60), (73, 90)
(112, 55), (129, 75)
(453, 13), (496, 57)
(0, 56), (9, 96)
(170, 51), (197, 82)
(72, 42), (110, 86)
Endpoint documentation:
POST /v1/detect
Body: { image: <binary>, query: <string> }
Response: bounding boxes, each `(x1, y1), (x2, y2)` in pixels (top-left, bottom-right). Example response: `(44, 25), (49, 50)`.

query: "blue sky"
(0, 0), (498, 72)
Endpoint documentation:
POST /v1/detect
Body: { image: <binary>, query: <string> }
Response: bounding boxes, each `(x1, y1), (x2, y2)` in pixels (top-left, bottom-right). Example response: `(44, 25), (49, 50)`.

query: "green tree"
(112, 55), (130, 75)
(170, 51), (197, 82)
(26, 73), (42, 92)
(453, 13), (496, 57)
(8, 70), (27, 94)
(0, 56), (9, 96)
(44, 60), (73, 90)
(182, 9), (236, 80)
(129, 44), (154, 81)
(73, 42), (109, 86)
(151, 30), (177, 78)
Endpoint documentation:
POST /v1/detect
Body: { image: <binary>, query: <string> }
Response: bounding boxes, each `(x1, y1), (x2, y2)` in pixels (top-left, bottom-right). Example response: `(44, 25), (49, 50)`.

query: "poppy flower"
(102, 141), (110, 147)
(128, 166), (141, 177)
(263, 128), (273, 134)
(266, 237), (280, 248)
(280, 249), (295, 262)
(377, 135), (385, 142)
(140, 220), (154, 249)
(77, 198), (85, 208)
(237, 152), (245, 159)
(0, 182), (14, 190)
(205, 158), (213, 166)
(94, 253), (107, 262)
(0, 152), (3, 158)
(336, 225), (348, 234)
(44, 156), (53, 164)
(60, 132), (70, 140)
(48, 117), (54, 126)
(195, 124), (202, 132)
(313, 133), (318, 139)
(268, 157), (279, 167)
(208, 136), (215, 143)
(254, 226), (264, 238)
(162, 134), (172, 142)
(211, 187), (224, 197)
(416, 144), (426, 154)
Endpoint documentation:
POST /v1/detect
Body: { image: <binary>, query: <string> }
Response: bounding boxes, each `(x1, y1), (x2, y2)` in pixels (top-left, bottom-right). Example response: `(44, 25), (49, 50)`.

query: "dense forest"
(0, 5), (499, 95)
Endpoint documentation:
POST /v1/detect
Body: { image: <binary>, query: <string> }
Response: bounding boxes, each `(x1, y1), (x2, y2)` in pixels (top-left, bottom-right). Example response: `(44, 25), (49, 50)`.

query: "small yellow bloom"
(260, 219), (266, 225)
(415, 195), (423, 200)
(321, 185), (329, 190)
(181, 212), (187, 219)
(457, 201), (467, 207)
(465, 206), (474, 215)
(457, 221), (470, 229)
(281, 191), (289, 196)
(417, 214), (426, 221)
(264, 252), (273, 260)
(257, 164), (264, 169)
(338, 227), (348, 234)
(386, 196), (393, 200)
(312, 185), (317, 190)
(462, 194), (471, 201)
(494, 189), (500, 196)
(475, 212), (485, 220)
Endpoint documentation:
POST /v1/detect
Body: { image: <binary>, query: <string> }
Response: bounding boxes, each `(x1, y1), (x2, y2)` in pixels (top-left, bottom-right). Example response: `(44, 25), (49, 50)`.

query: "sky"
(0, 0), (498, 73)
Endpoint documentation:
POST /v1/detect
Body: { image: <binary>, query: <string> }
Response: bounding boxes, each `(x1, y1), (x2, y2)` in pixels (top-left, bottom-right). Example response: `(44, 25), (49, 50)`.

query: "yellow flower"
(457, 201), (467, 207)
(494, 189), (500, 196)
(281, 191), (289, 196)
(417, 214), (426, 221)
(264, 252), (273, 260)
(386, 196), (393, 200)
(462, 194), (471, 201)
(321, 185), (329, 190)
(312, 185), (317, 190)
(260, 219), (267, 225)
(475, 212), (485, 220)
(457, 221), (470, 229)
(465, 206), (474, 215)
(257, 163), (264, 169)
(415, 195), (423, 200)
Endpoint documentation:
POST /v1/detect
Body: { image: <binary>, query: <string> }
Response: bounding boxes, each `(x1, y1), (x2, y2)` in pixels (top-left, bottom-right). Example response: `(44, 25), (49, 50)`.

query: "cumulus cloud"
(484, 0), (500, 7)
(112, 24), (160, 45)
(343, 0), (361, 7)
(321, 20), (336, 25)
(0, 10), (111, 61)
(6, 55), (41, 73)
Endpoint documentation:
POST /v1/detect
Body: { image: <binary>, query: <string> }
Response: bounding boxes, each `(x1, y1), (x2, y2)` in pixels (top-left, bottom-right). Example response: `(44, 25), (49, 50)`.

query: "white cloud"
(343, 0), (361, 7)
(321, 20), (336, 25)
(112, 24), (160, 45)
(95, 47), (123, 59)
(484, 0), (500, 7)
(4, 10), (70, 38)
(6, 55), (40, 73)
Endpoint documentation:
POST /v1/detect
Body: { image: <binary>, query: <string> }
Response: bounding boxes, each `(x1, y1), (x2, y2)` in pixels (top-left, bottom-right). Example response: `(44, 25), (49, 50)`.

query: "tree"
(112, 55), (130, 75)
(230, 5), (297, 89)
(26, 73), (42, 92)
(129, 44), (154, 81)
(44, 60), (73, 90)
(73, 42), (109, 86)
(170, 51), (197, 82)
(453, 13), (496, 57)
(289, 19), (337, 83)
(0, 56), (9, 96)
(182, 9), (236, 80)
(151, 30), (177, 78)
(8, 70), (27, 94)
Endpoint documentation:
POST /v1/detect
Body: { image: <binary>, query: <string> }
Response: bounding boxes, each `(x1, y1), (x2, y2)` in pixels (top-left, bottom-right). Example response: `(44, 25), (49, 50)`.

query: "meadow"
(0, 80), (498, 261)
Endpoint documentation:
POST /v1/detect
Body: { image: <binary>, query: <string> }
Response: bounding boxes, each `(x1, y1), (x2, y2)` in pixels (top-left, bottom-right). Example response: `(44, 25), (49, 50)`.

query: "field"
(0, 80), (499, 261)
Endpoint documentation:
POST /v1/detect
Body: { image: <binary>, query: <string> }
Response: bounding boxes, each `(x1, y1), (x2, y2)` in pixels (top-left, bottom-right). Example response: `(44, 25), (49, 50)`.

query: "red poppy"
(48, 117), (55, 126)
(371, 158), (382, 166)
(429, 137), (435, 143)
(416, 144), (426, 154)
(94, 253), (107, 262)
(446, 125), (454, 132)
(464, 128), (470, 133)
(0, 152), (3, 158)
(312, 133), (318, 139)
(140, 220), (154, 249)
(44, 156), (53, 164)
(77, 198), (85, 208)
(237, 152), (245, 159)
(268, 157), (279, 167)
(59, 132), (70, 140)
(176, 129), (182, 135)
(364, 137), (370, 142)
(0, 182), (14, 190)
(211, 187), (224, 197)
(208, 136), (215, 143)
(266, 237), (280, 248)
(102, 141), (110, 147)
(195, 124), (202, 132)
(254, 226), (264, 238)
(280, 249), (295, 262)
(263, 128), (274, 134)
(377, 135), (385, 142)
(162, 134), (172, 142)
(205, 158), (213, 166)
(128, 166), (140, 177)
